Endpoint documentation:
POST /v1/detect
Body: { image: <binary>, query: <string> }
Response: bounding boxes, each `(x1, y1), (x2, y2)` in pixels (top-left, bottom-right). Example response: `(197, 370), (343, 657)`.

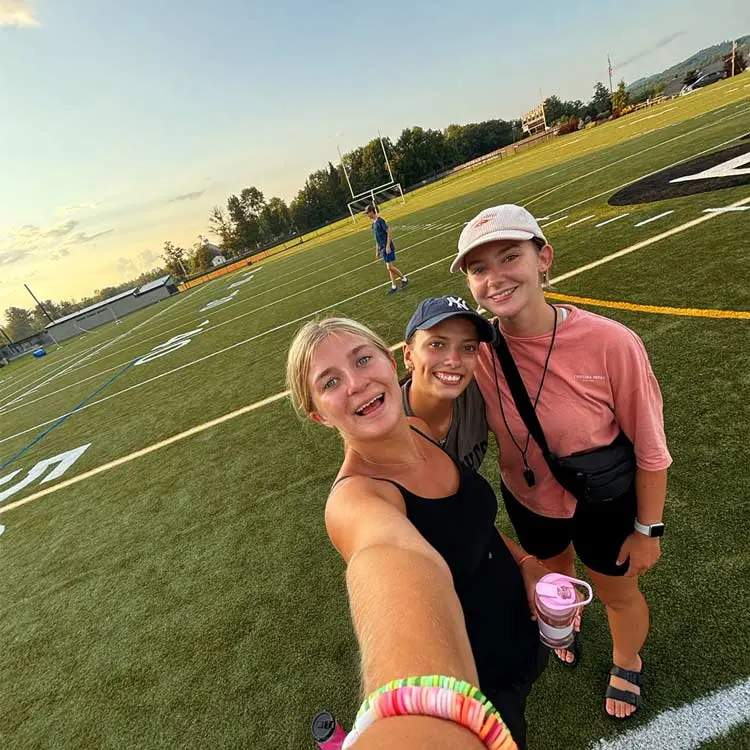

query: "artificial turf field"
(1, 73), (749, 749)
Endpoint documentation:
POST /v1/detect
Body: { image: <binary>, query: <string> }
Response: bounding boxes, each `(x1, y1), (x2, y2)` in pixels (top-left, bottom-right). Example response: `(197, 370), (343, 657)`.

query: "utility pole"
(24, 283), (55, 324)
(731, 39), (736, 78)
(607, 55), (614, 95)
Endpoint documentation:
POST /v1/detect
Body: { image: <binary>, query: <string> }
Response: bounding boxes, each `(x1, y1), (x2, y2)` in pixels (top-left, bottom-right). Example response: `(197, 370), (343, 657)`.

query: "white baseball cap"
(450, 204), (548, 273)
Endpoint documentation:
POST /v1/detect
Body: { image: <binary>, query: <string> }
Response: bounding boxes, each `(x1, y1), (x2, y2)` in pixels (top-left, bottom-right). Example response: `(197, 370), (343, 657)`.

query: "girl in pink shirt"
(452, 204), (672, 720)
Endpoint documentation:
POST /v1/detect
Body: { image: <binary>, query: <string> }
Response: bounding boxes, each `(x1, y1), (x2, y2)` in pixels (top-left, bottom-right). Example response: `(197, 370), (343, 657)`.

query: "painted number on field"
(228, 276), (254, 289)
(134, 321), (209, 366)
(0, 444), (91, 504)
(200, 290), (238, 311)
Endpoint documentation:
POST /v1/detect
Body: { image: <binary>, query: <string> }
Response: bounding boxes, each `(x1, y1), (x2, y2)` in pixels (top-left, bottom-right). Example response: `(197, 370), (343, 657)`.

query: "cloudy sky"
(0, 0), (747, 309)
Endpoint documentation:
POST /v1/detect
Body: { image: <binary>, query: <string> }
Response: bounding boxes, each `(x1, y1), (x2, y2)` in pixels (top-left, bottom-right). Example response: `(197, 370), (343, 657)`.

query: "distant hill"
(628, 35), (749, 96)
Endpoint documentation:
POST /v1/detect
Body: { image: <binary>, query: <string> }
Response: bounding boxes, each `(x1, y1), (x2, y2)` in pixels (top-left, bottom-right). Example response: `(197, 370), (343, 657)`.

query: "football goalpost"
(339, 132), (406, 222)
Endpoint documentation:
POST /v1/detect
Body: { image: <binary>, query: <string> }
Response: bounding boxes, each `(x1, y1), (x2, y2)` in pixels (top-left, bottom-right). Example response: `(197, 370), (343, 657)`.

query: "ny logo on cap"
(445, 296), (469, 310)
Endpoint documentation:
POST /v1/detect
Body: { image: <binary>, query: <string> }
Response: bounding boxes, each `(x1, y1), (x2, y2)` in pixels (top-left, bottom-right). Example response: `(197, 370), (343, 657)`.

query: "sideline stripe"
(546, 293), (750, 319)
(590, 677), (750, 750)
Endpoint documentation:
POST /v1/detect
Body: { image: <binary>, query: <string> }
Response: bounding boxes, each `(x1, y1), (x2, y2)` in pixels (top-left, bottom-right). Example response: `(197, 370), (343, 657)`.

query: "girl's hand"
(617, 532), (661, 577)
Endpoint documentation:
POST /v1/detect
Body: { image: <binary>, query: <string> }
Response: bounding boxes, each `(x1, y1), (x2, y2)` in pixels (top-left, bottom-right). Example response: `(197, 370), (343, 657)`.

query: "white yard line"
(3, 193), (749, 502)
(590, 677), (750, 750)
(596, 213), (631, 228)
(540, 215), (569, 228)
(0, 390), (291, 515)
(634, 210), (674, 227)
(565, 215), (596, 228)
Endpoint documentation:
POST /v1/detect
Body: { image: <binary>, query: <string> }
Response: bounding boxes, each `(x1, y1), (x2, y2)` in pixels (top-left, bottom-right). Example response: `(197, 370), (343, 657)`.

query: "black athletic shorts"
(500, 483), (637, 577)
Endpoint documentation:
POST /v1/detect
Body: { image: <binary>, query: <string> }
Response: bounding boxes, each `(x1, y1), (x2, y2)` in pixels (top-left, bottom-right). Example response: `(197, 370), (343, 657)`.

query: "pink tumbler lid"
(536, 573), (583, 611)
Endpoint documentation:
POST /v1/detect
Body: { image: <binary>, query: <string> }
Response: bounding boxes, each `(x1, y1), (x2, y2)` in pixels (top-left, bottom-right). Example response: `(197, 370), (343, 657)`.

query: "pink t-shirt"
(475, 305), (672, 519)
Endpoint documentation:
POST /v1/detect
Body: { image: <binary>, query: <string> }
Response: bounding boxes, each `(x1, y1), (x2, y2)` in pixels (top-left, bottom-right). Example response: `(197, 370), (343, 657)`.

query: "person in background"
(365, 204), (408, 295)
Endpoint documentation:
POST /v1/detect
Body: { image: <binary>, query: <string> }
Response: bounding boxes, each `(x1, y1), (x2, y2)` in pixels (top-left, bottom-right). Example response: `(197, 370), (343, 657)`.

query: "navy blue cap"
(405, 296), (495, 343)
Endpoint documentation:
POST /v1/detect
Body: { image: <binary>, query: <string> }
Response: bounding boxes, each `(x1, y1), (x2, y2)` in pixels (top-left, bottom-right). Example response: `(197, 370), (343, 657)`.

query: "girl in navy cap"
(401, 295), (494, 472)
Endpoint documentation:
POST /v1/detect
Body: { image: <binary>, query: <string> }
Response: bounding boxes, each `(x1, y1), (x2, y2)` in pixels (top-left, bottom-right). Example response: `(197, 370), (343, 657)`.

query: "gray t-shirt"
(401, 378), (489, 471)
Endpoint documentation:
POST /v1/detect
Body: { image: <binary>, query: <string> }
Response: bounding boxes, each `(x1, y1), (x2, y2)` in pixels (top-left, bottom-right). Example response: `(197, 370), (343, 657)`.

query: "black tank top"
(336, 428), (539, 689)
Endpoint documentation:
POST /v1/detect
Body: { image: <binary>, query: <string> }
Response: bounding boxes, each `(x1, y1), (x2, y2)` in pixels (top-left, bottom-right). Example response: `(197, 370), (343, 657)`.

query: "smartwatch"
(634, 519), (665, 538)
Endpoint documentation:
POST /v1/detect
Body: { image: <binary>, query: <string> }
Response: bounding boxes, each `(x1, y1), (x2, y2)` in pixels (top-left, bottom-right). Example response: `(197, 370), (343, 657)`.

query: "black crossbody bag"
(492, 325), (635, 504)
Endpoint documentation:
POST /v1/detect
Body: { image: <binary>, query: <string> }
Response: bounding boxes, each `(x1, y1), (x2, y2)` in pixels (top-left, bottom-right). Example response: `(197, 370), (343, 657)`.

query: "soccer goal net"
(347, 183), (405, 221)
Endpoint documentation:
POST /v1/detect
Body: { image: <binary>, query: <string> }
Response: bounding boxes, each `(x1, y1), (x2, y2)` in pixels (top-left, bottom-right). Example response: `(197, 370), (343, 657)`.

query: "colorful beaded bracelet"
(341, 675), (517, 749)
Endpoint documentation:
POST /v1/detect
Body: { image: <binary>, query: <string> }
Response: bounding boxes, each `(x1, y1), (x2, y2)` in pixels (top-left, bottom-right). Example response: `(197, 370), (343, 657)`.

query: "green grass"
(1, 77), (749, 749)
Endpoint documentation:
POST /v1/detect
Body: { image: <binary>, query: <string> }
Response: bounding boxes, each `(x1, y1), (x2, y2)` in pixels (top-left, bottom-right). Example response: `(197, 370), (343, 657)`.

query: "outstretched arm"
(347, 543), (479, 693)
(327, 478), (478, 691)
(326, 478), (487, 748)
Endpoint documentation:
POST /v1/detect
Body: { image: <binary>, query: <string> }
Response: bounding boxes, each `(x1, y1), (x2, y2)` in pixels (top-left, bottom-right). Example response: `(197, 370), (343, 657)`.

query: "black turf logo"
(609, 136), (750, 206)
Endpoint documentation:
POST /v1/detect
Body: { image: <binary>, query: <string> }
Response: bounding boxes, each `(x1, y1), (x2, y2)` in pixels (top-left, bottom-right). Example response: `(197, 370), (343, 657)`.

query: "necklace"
(492, 304), (558, 488)
(356, 445), (427, 469)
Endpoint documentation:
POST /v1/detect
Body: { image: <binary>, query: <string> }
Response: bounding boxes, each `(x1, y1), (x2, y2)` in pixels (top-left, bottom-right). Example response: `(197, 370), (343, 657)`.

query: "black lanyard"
(491, 304), (558, 487)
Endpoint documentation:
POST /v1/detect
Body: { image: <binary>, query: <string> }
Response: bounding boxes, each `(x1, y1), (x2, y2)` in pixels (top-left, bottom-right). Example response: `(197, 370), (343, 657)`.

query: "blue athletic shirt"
(372, 216), (394, 252)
